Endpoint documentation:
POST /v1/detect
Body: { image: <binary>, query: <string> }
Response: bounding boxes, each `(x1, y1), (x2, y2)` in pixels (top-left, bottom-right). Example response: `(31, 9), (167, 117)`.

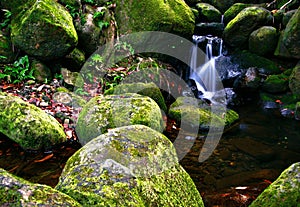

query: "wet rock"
(275, 7), (300, 59)
(250, 162), (300, 207)
(115, 0), (195, 38)
(249, 26), (278, 57)
(11, 0), (78, 60)
(53, 90), (86, 107)
(0, 168), (81, 206)
(61, 68), (84, 88)
(76, 93), (164, 145)
(0, 92), (66, 150)
(223, 7), (272, 49)
(231, 50), (280, 75)
(282, 9), (297, 28)
(262, 70), (291, 93)
(0, 31), (15, 64)
(289, 61), (300, 95)
(104, 82), (167, 112)
(56, 125), (204, 206)
(195, 3), (222, 23)
(168, 96), (239, 131)
(231, 138), (275, 161)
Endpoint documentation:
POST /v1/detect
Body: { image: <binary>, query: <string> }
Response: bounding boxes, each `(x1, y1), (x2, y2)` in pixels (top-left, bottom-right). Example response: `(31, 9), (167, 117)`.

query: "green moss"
(262, 72), (290, 93)
(105, 82), (167, 112)
(115, 0), (195, 38)
(76, 93), (164, 144)
(56, 125), (204, 206)
(223, 3), (251, 24)
(195, 3), (222, 22)
(0, 168), (82, 206)
(0, 92), (66, 150)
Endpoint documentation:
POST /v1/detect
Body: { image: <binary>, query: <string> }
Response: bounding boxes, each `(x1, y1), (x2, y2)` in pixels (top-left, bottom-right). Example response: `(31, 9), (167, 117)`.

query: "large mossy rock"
(115, 0), (195, 38)
(0, 92), (66, 150)
(250, 162), (300, 207)
(262, 70), (291, 93)
(275, 7), (300, 59)
(76, 93), (164, 145)
(168, 97), (239, 130)
(195, 3), (222, 22)
(0, 168), (81, 206)
(289, 61), (300, 96)
(104, 82), (167, 112)
(0, 0), (35, 15)
(223, 7), (272, 49)
(249, 26), (278, 56)
(56, 125), (204, 206)
(11, 0), (78, 60)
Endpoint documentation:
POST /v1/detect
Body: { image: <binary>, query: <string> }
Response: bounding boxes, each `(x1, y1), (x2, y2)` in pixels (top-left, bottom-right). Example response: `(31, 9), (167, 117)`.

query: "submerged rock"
(11, 0), (78, 60)
(104, 82), (167, 112)
(168, 97), (238, 130)
(275, 7), (300, 59)
(56, 125), (204, 206)
(76, 93), (164, 145)
(0, 168), (81, 206)
(115, 0), (195, 38)
(223, 7), (272, 49)
(250, 162), (300, 207)
(0, 92), (66, 150)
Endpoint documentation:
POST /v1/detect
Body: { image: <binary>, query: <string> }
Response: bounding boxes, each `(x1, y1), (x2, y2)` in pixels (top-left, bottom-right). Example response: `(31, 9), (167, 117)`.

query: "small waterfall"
(189, 35), (223, 100)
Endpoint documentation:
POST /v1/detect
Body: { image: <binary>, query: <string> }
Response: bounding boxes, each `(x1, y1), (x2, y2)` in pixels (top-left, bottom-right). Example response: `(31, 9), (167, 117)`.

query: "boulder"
(231, 50), (280, 75)
(115, 0), (195, 38)
(275, 7), (300, 59)
(223, 7), (272, 49)
(282, 9), (297, 28)
(76, 93), (164, 145)
(250, 162), (300, 207)
(249, 26), (278, 56)
(0, 168), (81, 206)
(63, 48), (86, 72)
(195, 3), (222, 23)
(168, 97), (238, 130)
(31, 59), (52, 83)
(289, 61), (300, 95)
(0, 92), (66, 150)
(56, 125), (204, 206)
(223, 3), (251, 24)
(262, 70), (291, 93)
(11, 0), (78, 60)
(104, 82), (167, 112)
(0, 31), (15, 64)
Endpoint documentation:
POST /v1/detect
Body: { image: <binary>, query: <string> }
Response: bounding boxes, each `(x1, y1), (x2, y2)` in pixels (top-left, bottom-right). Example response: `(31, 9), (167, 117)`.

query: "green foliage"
(65, 5), (80, 18)
(0, 55), (35, 83)
(82, 0), (96, 5)
(115, 41), (135, 55)
(93, 10), (110, 30)
(0, 9), (12, 30)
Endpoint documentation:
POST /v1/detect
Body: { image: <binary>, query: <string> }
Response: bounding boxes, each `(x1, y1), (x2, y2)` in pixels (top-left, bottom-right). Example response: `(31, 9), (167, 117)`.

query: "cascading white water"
(189, 35), (223, 100)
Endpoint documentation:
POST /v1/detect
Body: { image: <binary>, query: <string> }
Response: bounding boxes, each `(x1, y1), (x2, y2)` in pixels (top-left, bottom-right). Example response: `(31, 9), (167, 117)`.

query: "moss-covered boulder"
(223, 3), (251, 25)
(104, 82), (167, 112)
(0, 31), (14, 64)
(0, 168), (81, 206)
(31, 59), (52, 83)
(275, 7), (300, 59)
(0, 92), (66, 150)
(168, 97), (238, 130)
(63, 47), (86, 72)
(289, 61), (300, 96)
(223, 7), (272, 49)
(262, 70), (291, 93)
(231, 50), (281, 75)
(115, 0), (195, 38)
(195, 3), (222, 23)
(250, 162), (300, 207)
(249, 26), (278, 56)
(56, 125), (204, 206)
(11, 0), (78, 60)
(76, 93), (164, 145)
